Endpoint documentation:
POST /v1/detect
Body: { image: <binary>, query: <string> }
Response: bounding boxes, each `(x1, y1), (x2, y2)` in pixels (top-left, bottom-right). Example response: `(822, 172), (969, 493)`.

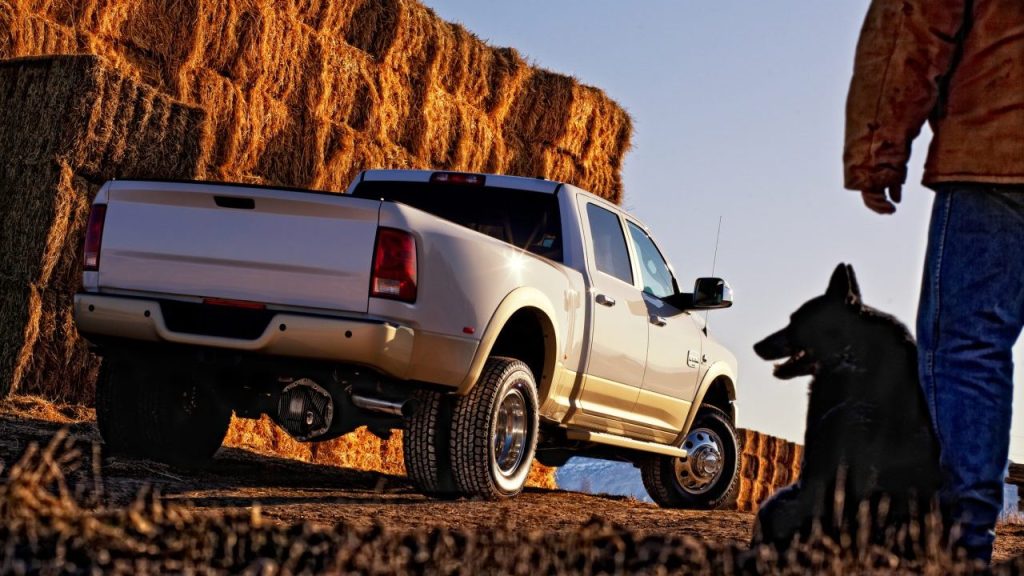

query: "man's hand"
(860, 185), (902, 215)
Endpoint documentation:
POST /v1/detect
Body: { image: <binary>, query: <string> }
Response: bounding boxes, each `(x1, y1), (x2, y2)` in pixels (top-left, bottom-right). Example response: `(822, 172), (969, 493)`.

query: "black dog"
(751, 263), (940, 551)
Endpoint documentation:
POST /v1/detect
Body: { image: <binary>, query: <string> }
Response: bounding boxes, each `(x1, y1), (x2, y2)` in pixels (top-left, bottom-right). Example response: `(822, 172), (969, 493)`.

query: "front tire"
(641, 405), (740, 509)
(450, 357), (539, 499)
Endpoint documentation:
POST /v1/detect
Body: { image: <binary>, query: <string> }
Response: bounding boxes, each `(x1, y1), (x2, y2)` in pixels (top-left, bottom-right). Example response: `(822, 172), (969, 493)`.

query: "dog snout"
(754, 328), (793, 360)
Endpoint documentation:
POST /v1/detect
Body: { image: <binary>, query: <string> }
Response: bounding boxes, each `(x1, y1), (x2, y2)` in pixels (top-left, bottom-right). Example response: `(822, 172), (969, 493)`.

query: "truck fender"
(674, 361), (737, 446)
(457, 287), (560, 398)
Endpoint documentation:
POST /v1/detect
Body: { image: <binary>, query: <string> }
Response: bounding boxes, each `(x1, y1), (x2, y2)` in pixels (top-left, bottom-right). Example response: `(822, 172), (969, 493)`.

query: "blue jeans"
(918, 184), (1024, 563)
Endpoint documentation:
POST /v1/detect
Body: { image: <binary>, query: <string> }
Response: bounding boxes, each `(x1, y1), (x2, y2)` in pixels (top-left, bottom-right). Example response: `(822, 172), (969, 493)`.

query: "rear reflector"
(430, 172), (485, 186)
(83, 204), (107, 271)
(202, 297), (267, 310)
(371, 228), (417, 303)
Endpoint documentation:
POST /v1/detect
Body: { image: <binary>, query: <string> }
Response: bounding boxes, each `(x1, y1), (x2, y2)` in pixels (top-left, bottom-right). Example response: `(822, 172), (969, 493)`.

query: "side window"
(586, 204), (634, 284)
(627, 222), (676, 299)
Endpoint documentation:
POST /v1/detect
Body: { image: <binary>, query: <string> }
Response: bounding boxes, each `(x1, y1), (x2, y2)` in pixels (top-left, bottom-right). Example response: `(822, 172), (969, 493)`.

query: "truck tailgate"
(97, 181), (381, 313)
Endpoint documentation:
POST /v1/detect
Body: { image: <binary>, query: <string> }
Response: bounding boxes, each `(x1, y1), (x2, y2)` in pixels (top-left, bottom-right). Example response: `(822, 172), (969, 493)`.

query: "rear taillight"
(371, 228), (417, 303)
(83, 204), (107, 271)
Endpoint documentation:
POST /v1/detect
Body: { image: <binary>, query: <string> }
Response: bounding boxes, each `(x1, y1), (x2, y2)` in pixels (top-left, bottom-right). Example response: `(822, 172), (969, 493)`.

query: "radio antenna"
(705, 216), (723, 331)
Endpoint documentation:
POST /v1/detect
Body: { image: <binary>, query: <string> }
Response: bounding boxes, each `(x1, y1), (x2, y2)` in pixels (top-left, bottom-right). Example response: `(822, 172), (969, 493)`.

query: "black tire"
(450, 357), (539, 499)
(403, 389), (458, 496)
(95, 357), (145, 456)
(138, 365), (232, 466)
(96, 356), (231, 467)
(641, 405), (740, 509)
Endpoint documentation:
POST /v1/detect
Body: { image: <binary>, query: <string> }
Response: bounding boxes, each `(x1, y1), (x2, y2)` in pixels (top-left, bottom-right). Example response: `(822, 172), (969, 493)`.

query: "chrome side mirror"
(692, 277), (733, 310)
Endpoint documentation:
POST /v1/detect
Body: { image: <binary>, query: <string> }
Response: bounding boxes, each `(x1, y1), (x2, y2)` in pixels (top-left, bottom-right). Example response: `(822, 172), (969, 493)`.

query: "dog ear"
(845, 264), (862, 303)
(826, 263), (862, 305)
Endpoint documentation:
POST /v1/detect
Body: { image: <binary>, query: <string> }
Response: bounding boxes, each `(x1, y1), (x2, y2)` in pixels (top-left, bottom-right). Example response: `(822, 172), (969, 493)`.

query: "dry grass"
(0, 431), (997, 574)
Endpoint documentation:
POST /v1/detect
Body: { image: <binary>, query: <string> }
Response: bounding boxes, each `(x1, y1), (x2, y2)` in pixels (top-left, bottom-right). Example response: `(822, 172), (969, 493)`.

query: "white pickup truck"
(75, 169), (739, 507)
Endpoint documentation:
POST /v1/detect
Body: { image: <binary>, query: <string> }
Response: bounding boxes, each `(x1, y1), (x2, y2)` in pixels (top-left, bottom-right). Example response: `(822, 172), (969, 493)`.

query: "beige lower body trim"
(75, 293), (473, 386)
(566, 429), (686, 458)
(634, 389), (692, 434)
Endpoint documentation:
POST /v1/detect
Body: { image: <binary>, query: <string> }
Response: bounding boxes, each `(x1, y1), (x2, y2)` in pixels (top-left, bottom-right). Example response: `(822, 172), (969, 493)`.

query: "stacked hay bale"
(736, 429), (802, 512)
(0, 0), (631, 198)
(0, 55), (208, 402)
(1, 0), (633, 489)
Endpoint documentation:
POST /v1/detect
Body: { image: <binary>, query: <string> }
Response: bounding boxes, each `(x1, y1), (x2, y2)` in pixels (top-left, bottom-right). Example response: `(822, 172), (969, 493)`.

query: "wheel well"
(488, 308), (552, 389)
(700, 377), (735, 422)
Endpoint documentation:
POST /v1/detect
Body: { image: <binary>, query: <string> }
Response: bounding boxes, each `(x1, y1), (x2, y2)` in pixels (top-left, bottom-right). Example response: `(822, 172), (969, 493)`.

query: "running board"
(566, 430), (687, 458)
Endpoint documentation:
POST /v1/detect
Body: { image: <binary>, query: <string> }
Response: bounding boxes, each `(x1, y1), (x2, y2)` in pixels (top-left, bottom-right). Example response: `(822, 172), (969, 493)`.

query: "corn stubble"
(0, 431), (999, 575)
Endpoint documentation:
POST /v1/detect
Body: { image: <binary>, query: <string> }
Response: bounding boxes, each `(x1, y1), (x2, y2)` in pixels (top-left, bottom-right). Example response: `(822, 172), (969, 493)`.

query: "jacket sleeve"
(843, 0), (969, 191)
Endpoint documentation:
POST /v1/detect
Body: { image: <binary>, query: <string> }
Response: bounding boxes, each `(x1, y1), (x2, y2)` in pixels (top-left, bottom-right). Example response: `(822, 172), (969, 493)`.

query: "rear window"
(352, 181), (563, 262)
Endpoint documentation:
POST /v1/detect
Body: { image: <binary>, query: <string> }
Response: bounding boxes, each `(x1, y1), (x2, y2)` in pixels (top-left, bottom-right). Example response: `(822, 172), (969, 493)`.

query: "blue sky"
(422, 1), (1024, 460)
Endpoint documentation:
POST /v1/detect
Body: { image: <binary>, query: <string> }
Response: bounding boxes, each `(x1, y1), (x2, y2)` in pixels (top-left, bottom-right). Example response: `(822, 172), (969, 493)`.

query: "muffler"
(277, 378), (334, 441)
(351, 393), (415, 418)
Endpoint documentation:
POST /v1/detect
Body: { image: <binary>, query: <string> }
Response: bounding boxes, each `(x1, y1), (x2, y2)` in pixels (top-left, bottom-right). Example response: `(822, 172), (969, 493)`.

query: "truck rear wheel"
(641, 405), (740, 509)
(96, 356), (231, 466)
(450, 357), (539, 499)
(95, 358), (145, 456)
(403, 389), (458, 496)
(140, 365), (231, 466)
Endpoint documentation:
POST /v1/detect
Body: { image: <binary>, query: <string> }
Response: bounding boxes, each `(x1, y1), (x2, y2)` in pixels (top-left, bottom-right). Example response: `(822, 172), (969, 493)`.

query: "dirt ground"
(2, 397), (1023, 564)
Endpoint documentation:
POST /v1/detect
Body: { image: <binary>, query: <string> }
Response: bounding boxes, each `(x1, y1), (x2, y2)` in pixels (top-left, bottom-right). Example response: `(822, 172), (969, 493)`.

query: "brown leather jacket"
(844, 0), (1024, 191)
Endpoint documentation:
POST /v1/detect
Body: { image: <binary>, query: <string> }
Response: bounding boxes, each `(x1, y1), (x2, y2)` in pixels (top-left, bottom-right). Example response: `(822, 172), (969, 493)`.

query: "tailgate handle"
(214, 196), (255, 210)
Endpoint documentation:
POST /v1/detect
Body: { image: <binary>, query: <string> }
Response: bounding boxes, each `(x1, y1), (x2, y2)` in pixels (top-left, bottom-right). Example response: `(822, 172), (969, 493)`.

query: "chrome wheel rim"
(675, 427), (725, 494)
(493, 385), (529, 477)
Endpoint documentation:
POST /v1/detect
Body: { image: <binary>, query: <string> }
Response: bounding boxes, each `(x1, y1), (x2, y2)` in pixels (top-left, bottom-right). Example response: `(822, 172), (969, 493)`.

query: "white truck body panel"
(97, 181), (380, 313)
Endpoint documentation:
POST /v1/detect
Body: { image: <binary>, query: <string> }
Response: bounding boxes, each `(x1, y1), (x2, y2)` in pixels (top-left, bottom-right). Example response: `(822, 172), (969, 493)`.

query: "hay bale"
(740, 429), (761, 456)
(740, 453), (759, 481)
(0, 55), (205, 400)
(751, 480), (771, 509)
(736, 476), (754, 511)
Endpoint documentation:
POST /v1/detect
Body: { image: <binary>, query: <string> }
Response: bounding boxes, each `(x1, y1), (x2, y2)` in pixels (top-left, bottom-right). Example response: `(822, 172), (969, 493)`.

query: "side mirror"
(692, 277), (733, 310)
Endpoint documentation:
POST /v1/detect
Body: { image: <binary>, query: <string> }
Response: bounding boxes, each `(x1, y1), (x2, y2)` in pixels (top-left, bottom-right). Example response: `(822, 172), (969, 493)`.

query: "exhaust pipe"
(351, 394), (415, 418)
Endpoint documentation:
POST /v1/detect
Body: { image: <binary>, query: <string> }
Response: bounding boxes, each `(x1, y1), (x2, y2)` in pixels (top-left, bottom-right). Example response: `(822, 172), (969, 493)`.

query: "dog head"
(754, 263), (863, 379)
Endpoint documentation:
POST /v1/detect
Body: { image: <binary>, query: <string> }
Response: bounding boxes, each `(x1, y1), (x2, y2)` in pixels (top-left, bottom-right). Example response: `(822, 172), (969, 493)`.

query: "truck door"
(626, 221), (703, 434)
(576, 201), (649, 423)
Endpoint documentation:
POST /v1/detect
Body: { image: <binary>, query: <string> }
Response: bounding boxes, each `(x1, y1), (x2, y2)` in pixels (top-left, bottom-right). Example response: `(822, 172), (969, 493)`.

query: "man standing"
(844, 0), (1024, 564)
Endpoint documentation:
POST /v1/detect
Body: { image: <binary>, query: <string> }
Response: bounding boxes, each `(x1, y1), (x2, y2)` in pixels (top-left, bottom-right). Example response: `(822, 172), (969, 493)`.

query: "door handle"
(650, 315), (667, 327)
(596, 294), (616, 307)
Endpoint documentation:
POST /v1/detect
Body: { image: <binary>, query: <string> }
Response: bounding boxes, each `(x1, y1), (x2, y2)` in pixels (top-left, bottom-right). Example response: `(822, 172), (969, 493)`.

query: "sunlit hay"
(735, 429), (803, 512)
(451, 105), (505, 173)
(316, 39), (377, 131)
(504, 69), (576, 147)
(415, 87), (460, 167)
(310, 122), (360, 190)
(341, 0), (400, 61)
(737, 477), (755, 512)
(0, 394), (93, 423)
(225, 415), (558, 489)
(222, 414), (315, 463)
(9, 0), (632, 201)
